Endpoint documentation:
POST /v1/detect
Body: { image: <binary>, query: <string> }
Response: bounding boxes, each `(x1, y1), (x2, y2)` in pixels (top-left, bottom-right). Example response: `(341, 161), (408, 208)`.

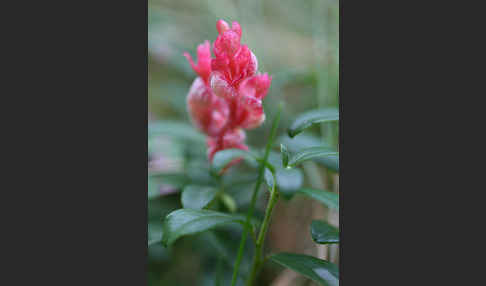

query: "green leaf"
(281, 144), (289, 167)
(222, 172), (258, 188)
(275, 168), (304, 199)
(265, 151), (303, 199)
(279, 135), (339, 172)
(297, 188), (339, 210)
(288, 147), (338, 167)
(311, 220), (339, 244)
(270, 253), (339, 286)
(288, 108), (339, 137)
(148, 121), (206, 143)
(185, 161), (216, 185)
(318, 155), (339, 173)
(211, 149), (258, 173)
(162, 209), (248, 247)
(181, 185), (218, 210)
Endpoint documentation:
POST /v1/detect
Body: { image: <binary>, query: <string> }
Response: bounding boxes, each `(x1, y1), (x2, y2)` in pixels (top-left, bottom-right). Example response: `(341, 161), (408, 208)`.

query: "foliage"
(148, 0), (339, 285)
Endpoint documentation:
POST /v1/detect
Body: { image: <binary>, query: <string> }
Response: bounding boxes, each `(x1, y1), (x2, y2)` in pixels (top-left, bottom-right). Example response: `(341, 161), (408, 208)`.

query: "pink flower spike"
(184, 20), (272, 169)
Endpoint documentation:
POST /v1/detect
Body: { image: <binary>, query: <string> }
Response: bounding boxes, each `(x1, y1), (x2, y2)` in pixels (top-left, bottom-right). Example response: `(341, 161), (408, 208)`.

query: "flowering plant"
(149, 19), (340, 286)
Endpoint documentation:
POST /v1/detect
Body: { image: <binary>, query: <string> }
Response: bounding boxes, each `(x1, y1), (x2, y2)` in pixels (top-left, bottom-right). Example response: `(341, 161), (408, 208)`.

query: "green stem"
(230, 103), (283, 286)
(245, 183), (279, 286)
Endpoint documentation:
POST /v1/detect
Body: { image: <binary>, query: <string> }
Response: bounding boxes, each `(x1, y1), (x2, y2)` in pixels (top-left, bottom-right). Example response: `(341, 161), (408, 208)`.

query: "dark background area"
(2, 0), (465, 285)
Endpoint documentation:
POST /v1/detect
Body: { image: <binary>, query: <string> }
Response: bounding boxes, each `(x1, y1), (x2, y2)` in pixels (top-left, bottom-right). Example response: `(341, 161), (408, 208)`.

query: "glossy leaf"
(318, 155), (339, 173)
(279, 135), (339, 172)
(270, 252), (339, 286)
(211, 149), (258, 173)
(311, 220), (339, 244)
(275, 168), (304, 199)
(181, 185), (218, 210)
(222, 172), (259, 187)
(185, 161), (215, 185)
(162, 209), (248, 246)
(288, 108), (339, 137)
(265, 151), (303, 199)
(297, 188), (339, 210)
(288, 147), (338, 167)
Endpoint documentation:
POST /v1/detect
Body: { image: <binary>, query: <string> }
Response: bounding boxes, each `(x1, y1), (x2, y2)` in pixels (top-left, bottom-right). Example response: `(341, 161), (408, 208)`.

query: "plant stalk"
(230, 103), (283, 286)
(245, 184), (279, 286)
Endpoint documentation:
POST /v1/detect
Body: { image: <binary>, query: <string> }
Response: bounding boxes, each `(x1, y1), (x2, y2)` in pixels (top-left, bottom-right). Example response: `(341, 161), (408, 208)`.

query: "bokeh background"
(148, 0), (339, 285)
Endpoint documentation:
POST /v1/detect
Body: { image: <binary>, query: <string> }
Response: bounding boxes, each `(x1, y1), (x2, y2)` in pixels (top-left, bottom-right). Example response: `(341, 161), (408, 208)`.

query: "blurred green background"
(148, 0), (339, 285)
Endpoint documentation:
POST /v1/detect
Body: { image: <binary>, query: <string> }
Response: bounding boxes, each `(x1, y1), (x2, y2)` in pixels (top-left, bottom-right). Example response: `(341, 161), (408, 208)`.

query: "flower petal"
(210, 71), (235, 99)
(184, 40), (212, 84)
(237, 96), (265, 129)
(207, 129), (248, 162)
(238, 73), (272, 100)
(187, 77), (229, 136)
